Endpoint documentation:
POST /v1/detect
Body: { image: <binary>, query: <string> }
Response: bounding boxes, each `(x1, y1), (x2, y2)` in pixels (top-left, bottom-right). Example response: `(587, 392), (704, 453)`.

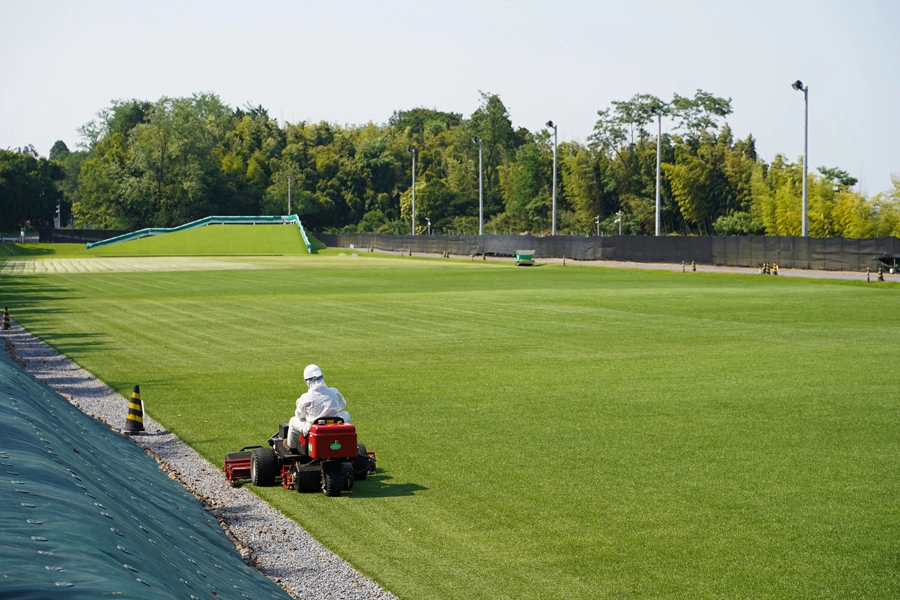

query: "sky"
(1, 0), (898, 195)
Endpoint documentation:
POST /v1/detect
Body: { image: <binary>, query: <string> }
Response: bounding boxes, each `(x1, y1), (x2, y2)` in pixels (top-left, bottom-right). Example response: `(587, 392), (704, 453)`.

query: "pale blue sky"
(1, 0), (898, 194)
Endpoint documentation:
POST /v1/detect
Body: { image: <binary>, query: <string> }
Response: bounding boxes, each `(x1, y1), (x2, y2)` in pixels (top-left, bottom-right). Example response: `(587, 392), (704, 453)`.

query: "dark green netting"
(318, 232), (900, 270)
(0, 353), (290, 599)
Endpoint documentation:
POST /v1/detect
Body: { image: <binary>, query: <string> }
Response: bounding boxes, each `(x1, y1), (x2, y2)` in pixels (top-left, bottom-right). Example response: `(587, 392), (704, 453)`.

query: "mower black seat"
(273, 439), (305, 459)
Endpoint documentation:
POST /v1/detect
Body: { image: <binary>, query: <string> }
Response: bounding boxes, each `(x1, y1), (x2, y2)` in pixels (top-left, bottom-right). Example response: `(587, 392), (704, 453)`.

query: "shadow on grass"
(0, 243), (58, 257)
(0, 278), (80, 310)
(350, 472), (427, 498)
(229, 473), (427, 499)
(41, 332), (111, 356)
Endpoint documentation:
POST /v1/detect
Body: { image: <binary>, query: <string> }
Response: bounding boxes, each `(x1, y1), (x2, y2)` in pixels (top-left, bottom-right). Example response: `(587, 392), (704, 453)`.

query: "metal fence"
(317, 233), (900, 272)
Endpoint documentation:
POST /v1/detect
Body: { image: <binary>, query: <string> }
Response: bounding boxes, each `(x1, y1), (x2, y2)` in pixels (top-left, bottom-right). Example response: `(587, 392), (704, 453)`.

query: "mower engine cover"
(308, 423), (358, 458)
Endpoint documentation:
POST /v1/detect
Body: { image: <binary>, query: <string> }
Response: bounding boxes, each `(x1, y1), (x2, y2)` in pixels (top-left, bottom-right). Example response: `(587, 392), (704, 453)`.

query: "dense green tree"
(0, 148), (65, 230)
(817, 166), (858, 189)
(125, 94), (231, 226)
(47, 140), (84, 228)
(74, 132), (130, 228)
(389, 107), (462, 136)
(712, 211), (765, 236)
(870, 175), (900, 237)
(560, 142), (617, 231)
(218, 106), (286, 214)
(469, 92), (524, 220)
(26, 89), (888, 240)
(670, 89), (733, 139)
(495, 138), (551, 233)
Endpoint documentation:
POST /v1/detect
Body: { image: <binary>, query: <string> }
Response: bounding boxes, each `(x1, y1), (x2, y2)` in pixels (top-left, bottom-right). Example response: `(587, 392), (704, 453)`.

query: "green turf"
(88, 223), (312, 255)
(2, 245), (899, 599)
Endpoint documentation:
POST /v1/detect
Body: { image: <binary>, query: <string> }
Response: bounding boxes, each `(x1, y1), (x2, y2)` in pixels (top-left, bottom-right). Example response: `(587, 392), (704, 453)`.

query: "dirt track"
(1, 251), (894, 282)
(386, 249), (892, 282)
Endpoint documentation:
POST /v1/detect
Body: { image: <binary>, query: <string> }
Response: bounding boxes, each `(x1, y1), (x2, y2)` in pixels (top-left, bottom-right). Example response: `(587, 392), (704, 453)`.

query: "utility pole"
(407, 147), (417, 235)
(546, 121), (558, 235)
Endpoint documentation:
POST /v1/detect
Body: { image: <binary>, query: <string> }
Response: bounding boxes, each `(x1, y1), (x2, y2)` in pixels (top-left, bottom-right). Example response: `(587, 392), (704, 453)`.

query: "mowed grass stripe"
(2, 257), (898, 599)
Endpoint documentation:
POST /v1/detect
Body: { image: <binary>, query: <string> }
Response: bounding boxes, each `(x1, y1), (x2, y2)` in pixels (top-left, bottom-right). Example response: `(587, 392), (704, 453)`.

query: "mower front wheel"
(251, 447), (277, 486)
(293, 464), (320, 493)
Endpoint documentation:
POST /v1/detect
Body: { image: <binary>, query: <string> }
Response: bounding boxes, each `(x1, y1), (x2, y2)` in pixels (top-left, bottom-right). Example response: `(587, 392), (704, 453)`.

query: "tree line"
(2, 90), (899, 237)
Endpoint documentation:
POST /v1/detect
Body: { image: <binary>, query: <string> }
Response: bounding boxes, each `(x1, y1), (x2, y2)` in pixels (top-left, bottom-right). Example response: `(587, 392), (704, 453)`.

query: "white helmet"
(303, 364), (323, 381)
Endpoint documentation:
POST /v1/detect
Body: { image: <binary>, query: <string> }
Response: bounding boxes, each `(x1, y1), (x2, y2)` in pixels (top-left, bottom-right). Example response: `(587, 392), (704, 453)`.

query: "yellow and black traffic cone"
(123, 385), (145, 435)
(1, 307), (10, 330)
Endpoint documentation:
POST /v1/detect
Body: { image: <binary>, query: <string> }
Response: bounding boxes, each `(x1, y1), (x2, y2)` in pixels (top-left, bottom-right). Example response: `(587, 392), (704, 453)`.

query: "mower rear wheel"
(322, 462), (343, 497)
(250, 447), (277, 486)
(353, 444), (370, 480)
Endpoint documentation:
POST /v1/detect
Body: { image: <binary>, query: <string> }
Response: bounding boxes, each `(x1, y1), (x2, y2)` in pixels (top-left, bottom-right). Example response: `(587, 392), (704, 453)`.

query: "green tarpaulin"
(0, 351), (290, 599)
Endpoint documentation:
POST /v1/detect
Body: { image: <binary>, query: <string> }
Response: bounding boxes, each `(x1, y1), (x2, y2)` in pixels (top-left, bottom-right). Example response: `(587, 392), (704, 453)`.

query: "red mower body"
(224, 450), (253, 482)
(307, 423), (358, 459)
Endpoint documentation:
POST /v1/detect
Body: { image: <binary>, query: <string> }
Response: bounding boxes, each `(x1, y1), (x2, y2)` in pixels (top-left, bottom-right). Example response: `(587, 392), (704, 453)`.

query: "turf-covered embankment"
(0, 350), (290, 599)
(1, 224), (322, 260)
(87, 222), (314, 256)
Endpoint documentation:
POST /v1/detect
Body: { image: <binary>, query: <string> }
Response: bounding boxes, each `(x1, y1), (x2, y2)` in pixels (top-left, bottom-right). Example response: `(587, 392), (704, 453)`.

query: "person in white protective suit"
(284, 364), (351, 453)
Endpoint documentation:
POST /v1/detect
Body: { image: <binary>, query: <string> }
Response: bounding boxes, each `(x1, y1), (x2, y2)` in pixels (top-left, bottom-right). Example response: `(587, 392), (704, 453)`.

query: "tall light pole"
(407, 147), (417, 235)
(472, 136), (483, 235)
(287, 175), (291, 215)
(650, 105), (662, 236)
(546, 120), (558, 235)
(792, 79), (809, 237)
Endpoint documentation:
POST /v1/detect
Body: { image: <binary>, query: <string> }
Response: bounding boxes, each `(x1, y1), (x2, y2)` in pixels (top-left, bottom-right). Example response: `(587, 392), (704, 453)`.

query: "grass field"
(2, 231), (899, 599)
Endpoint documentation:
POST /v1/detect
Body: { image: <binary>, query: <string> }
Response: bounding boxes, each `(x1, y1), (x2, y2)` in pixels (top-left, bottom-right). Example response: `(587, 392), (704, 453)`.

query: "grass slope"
(2, 247), (899, 599)
(89, 223), (311, 256)
(0, 223), (312, 258)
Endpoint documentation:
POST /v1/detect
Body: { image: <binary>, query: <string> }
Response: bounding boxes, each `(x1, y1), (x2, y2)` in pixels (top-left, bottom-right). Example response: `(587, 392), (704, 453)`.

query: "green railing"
(85, 215), (311, 252)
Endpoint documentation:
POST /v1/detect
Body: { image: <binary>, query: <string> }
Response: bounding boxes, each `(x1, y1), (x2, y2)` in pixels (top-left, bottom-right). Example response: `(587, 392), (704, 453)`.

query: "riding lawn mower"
(224, 417), (376, 497)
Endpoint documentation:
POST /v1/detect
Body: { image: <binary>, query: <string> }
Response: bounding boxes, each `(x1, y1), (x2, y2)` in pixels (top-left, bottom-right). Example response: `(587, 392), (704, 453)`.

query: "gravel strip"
(1, 322), (397, 600)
